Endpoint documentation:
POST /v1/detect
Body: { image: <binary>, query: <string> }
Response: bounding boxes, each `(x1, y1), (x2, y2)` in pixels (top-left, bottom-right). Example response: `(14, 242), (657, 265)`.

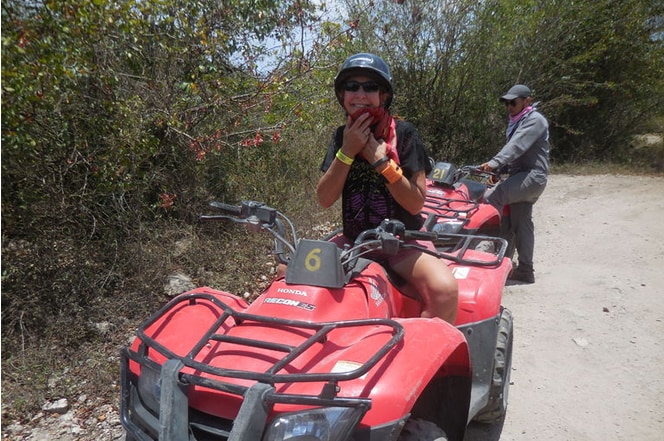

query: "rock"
(42, 398), (69, 414)
(5, 423), (25, 434)
(572, 337), (589, 348)
(164, 273), (196, 297)
(94, 321), (112, 335)
(174, 238), (194, 257)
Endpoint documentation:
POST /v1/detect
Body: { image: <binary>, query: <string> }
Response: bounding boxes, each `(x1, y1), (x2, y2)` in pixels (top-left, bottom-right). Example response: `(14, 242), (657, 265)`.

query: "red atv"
(120, 201), (513, 441)
(424, 161), (514, 259)
(424, 161), (503, 235)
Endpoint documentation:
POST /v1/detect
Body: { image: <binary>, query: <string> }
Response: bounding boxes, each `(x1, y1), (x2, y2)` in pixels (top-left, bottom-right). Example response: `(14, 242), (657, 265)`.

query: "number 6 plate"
(285, 240), (345, 288)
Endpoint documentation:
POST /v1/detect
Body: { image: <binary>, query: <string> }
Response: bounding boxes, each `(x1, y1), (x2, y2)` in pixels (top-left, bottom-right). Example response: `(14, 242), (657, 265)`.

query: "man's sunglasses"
(504, 99), (520, 107)
(344, 80), (381, 93)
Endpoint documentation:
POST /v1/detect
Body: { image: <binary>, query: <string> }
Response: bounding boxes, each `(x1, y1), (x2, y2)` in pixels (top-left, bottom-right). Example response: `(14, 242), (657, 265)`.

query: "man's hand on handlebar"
(478, 163), (501, 185)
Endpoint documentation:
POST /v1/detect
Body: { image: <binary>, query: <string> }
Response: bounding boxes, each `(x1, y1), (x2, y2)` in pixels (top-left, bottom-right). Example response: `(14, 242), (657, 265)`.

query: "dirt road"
(466, 174), (664, 441)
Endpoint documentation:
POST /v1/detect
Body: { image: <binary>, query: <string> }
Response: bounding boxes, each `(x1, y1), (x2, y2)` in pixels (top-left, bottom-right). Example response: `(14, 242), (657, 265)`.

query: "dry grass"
(1, 178), (339, 426)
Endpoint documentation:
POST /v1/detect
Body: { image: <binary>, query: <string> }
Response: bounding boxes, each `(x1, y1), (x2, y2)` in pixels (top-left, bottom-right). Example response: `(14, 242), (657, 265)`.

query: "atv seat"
(348, 257), (421, 301)
(458, 179), (487, 202)
(379, 264), (421, 301)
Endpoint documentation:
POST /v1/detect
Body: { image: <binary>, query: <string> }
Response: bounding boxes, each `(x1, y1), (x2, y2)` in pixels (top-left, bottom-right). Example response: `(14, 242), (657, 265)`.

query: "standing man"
(480, 84), (550, 283)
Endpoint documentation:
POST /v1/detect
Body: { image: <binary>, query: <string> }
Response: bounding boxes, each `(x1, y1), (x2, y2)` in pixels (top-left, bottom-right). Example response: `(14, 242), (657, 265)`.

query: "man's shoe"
(509, 265), (535, 284)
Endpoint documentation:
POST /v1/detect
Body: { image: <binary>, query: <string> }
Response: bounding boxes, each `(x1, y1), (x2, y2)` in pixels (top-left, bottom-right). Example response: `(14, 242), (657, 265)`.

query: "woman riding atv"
(316, 53), (459, 324)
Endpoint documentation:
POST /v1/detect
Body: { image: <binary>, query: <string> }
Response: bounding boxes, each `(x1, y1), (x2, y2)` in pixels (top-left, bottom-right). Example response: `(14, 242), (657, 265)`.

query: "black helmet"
(334, 53), (394, 108)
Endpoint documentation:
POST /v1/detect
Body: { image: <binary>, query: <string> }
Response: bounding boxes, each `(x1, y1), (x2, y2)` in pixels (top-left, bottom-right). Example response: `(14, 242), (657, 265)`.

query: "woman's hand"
(361, 134), (387, 165)
(341, 113), (373, 156)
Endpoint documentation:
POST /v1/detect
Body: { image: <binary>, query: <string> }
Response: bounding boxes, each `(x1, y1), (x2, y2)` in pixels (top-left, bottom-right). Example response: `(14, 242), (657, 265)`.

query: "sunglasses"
(344, 80), (381, 93)
(504, 99), (520, 107)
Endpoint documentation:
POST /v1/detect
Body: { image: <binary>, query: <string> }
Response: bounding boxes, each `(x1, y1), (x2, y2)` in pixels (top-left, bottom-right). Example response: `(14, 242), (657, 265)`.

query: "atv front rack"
(123, 291), (404, 397)
(121, 292), (402, 439)
(421, 194), (479, 225)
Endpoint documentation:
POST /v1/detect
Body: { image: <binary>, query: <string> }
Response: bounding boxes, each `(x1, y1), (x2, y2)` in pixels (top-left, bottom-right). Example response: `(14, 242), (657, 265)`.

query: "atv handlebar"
(203, 201), (277, 227)
(348, 219), (504, 267)
(200, 201), (298, 263)
(201, 201), (508, 276)
(428, 161), (503, 189)
(456, 165), (502, 186)
(208, 201), (242, 215)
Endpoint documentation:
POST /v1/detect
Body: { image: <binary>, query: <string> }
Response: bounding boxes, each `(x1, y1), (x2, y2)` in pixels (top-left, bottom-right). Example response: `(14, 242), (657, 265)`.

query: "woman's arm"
(316, 114), (373, 208)
(379, 165), (427, 215)
(316, 159), (349, 208)
(363, 138), (427, 215)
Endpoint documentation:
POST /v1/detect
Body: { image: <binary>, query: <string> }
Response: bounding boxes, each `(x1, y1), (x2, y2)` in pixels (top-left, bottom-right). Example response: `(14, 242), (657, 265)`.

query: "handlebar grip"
(209, 201), (242, 215)
(403, 230), (439, 241)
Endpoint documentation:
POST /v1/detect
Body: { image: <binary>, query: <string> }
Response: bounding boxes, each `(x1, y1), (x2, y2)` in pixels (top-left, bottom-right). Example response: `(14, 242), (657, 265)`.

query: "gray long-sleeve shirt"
(488, 110), (550, 175)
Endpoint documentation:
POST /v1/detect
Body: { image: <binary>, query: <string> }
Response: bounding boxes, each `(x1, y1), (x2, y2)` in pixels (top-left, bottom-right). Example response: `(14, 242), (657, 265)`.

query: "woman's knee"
(432, 275), (458, 303)
(415, 258), (458, 297)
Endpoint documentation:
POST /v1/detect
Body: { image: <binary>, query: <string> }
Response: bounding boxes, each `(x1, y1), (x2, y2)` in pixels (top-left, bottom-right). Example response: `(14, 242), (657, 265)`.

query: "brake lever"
(378, 231), (401, 255)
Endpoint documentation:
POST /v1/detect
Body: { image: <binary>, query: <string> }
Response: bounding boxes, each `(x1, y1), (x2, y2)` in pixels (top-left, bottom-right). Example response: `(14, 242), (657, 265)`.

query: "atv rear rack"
(432, 233), (507, 267)
(124, 291), (404, 398)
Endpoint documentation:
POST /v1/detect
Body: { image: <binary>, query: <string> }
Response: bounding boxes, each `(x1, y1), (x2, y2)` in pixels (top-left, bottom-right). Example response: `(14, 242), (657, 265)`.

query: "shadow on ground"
(464, 416), (505, 441)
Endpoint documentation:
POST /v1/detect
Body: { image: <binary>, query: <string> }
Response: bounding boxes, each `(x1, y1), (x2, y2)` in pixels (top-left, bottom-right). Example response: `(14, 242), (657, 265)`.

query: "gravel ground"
(466, 173), (664, 441)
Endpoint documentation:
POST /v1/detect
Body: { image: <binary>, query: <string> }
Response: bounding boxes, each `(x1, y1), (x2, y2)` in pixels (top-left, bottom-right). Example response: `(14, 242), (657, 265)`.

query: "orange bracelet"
(380, 160), (403, 184)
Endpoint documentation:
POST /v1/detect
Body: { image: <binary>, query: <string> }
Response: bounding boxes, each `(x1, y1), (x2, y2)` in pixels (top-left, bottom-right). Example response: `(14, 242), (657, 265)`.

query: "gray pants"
(484, 171), (547, 268)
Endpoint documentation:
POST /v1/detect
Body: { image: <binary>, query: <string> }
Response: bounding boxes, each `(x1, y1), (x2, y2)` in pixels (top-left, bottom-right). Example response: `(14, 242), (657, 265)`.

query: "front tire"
(474, 307), (513, 423)
(398, 418), (448, 441)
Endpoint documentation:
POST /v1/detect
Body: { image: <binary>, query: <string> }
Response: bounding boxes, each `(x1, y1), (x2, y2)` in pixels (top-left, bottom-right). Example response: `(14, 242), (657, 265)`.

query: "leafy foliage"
(1, 0), (342, 384)
(341, 0), (664, 163)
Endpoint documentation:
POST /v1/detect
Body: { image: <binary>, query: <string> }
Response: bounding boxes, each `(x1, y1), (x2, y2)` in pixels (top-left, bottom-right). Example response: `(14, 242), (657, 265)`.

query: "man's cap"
(500, 84), (532, 102)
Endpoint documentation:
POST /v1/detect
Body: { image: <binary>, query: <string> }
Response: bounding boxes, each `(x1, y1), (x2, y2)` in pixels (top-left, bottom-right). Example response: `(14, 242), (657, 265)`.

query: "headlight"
(432, 220), (465, 234)
(263, 407), (364, 441)
(136, 364), (161, 414)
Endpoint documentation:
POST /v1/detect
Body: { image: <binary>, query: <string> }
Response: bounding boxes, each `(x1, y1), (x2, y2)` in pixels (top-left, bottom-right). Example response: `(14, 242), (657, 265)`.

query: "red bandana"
(350, 108), (400, 164)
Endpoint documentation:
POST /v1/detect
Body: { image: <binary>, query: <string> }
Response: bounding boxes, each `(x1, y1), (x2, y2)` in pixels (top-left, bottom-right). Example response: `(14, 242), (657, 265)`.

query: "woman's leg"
(391, 251), (458, 324)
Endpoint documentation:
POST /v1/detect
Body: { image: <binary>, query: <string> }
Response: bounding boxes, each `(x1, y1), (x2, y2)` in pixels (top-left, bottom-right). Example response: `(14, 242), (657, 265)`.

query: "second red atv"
(424, 161), (501, 236)
(120, 201), (513, 441)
